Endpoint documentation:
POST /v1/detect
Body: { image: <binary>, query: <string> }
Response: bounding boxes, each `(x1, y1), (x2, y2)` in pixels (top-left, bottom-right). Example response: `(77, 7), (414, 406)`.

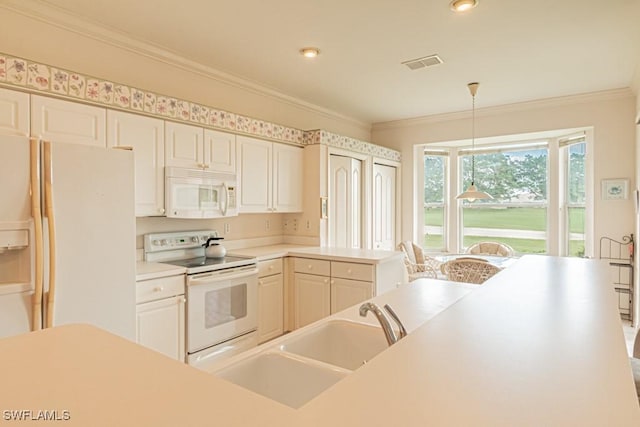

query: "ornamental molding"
(0, 51), (399, 161)
(0, 52), (305, 145)
(303, 129), (401, 162)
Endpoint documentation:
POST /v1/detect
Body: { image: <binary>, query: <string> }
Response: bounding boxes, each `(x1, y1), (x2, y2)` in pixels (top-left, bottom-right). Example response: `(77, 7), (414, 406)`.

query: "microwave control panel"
(227, 186), (237, 208)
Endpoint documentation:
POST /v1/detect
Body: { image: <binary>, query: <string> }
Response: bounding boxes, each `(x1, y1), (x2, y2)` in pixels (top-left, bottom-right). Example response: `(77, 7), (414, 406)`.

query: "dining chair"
(397, 241), (441, 281)
(465, 241), (515, 257)
(442, 257), (501, 284)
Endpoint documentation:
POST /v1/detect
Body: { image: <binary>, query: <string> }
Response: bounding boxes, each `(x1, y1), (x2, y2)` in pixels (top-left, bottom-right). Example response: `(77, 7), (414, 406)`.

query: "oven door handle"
(188, 267), (258, 285)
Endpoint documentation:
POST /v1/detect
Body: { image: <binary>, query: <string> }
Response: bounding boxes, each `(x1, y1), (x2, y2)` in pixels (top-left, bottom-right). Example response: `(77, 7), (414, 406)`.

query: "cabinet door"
(136, 295), (185, 362)
(294, 272), (330, 329)
(107, 110), (165, 217)
(0, 88), (29, 136)
(165, 121), (204, 168)
(31, 95), (106, 146)
(372, 163), (396, 250)
(330, 278), (373, 314)
(329, 154), (362, 248)
(258, 273), (284, 344)
(204, 129), (236, 173)
(237, 136), (272, 212)
(273, 143), (303, 212)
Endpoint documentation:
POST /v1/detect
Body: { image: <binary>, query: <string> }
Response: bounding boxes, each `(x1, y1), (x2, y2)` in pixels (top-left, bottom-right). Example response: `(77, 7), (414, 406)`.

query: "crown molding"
(372, 87), (635, 131)
(1, 0), (371, 133)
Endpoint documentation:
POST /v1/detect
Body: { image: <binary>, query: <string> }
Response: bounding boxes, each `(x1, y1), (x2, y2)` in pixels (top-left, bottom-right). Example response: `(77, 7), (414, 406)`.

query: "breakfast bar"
(0, 255), (638, 426)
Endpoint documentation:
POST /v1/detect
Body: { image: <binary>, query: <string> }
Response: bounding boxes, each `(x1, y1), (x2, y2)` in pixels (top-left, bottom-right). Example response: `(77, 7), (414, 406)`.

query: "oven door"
(186, 266), (258, 354)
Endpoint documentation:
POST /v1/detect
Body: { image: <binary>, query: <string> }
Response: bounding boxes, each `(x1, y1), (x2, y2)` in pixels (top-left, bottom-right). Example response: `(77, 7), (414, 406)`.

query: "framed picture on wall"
(601, 179), (629, 200)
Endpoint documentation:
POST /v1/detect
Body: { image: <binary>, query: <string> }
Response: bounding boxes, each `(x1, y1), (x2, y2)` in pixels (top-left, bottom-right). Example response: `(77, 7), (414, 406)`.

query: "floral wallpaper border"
(303, 130), (401, 162)
(0, 53), (401, 161)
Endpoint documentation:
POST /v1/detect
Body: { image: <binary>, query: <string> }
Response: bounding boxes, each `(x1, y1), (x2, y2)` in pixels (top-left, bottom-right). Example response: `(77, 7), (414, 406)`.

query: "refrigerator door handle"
(30, 138), (43, 331)
(43, 141), (57, 329)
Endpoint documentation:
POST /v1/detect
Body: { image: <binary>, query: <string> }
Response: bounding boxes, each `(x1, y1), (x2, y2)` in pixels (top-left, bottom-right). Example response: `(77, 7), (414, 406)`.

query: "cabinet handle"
(158, 208), (165, 214)
(180, 297), (186, 303)
(153, 286), (164, 292)
(330, 279), (335, 285)
(347, 269), (352, 274)
(307, 265), (313, 270)
(269, 265), (274, 270)
(259, 280), (263, 285)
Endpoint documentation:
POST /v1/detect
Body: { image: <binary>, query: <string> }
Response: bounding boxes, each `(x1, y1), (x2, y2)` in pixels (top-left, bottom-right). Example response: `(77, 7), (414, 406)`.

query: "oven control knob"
(191, 237), (199, 243)
(152, 240), (160, 246)
(161, 239), (169, 246)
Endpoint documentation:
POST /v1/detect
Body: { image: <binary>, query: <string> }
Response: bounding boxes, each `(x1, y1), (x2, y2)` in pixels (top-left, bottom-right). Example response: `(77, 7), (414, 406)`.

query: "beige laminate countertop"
(1, 255), (638, 426)
(229, 244), (404, 264)
(135, 261), (185, 281)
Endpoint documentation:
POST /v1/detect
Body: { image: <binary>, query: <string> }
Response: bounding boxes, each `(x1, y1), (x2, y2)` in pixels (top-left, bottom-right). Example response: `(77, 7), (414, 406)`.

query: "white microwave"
(165, 167), (238, 218)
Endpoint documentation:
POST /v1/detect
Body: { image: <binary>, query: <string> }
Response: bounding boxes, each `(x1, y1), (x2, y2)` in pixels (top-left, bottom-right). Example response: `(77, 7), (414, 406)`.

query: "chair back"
(397, 241), (441, 279)
(443, 258), (501, 284)
(466, 241), (515, 257)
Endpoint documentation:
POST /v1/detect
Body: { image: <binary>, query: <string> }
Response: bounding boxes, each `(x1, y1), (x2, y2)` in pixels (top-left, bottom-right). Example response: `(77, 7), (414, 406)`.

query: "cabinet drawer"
(293, 257), (330, 276)
(258, 258), (283, 277)
(136, 275), (185, 303)
(331, 261), (374, 282)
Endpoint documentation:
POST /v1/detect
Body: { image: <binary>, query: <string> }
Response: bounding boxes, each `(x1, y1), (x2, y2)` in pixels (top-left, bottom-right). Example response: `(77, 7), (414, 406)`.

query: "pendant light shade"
(457, 82), (492, 202)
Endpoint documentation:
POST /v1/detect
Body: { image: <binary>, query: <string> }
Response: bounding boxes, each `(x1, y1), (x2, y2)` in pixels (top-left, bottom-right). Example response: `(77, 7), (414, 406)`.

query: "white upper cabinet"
(237, 135), (302, 213)
(0, 88), (29, 136)
(107, 110), (165, 217)
(31, 95), (105, 146)
(204, 129), (236, 173)
(165, 123), (236, 173)
(165, 121), (204, 168)
(273, 143), (303, 212)
(237, 136), (272, 212)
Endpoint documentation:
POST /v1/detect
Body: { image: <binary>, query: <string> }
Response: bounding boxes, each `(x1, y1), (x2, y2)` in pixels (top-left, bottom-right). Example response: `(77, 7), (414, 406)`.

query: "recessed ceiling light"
(450, 0), (478, 12)
(300, 47), (320, 58)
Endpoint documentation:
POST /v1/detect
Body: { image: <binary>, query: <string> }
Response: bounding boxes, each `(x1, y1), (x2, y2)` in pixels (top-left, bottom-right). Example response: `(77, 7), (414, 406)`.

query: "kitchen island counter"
(1, 255), (638, 426)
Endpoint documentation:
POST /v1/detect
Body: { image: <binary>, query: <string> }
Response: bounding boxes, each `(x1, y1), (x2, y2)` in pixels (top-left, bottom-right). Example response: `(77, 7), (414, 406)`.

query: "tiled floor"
(623, 320), (638, 356)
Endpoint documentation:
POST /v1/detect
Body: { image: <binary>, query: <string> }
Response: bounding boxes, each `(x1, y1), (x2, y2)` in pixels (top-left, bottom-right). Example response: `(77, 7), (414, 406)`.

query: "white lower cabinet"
(257, 259), (284, 344)
(135, 275), (185, 362)
(293, 257), (376, 329)
(330, 278), (373, 314)
(294, 272), (331, 329)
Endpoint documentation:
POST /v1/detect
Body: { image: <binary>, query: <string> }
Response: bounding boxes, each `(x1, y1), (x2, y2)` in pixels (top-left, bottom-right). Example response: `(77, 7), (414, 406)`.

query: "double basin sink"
(213, 320), (390, 408)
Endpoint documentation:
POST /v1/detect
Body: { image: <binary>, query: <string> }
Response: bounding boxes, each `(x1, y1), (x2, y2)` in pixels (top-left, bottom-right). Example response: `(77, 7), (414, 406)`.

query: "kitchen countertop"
(2, 255), (638, 426)
(228, 244), (404, 264)
(135, 261), (186, 281)
(227, 244), (315, 261)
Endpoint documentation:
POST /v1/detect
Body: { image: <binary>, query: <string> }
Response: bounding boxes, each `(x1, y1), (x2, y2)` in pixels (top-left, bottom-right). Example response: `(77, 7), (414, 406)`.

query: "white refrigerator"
(0, 135), (136, 340)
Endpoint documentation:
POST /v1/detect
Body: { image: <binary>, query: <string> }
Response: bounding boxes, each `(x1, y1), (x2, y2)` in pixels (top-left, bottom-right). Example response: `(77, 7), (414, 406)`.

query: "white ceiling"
(15, 0), (640, 124)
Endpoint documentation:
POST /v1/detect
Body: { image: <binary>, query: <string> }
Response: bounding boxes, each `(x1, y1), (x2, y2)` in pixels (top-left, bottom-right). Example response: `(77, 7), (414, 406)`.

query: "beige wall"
(372, 90), (637, 255)
(0, 8), (371, 141)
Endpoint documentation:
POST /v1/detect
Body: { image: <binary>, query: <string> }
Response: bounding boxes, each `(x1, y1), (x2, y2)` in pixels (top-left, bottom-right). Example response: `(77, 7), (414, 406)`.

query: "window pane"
(566, 142), (586, 257)
(424, 155), (445, 250)
(424, 206), (444, 250)
(460, 148), (548, 253)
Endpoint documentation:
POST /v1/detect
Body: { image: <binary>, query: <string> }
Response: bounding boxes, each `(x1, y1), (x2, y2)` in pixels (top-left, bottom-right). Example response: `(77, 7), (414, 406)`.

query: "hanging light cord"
(471, 91), (475, 185)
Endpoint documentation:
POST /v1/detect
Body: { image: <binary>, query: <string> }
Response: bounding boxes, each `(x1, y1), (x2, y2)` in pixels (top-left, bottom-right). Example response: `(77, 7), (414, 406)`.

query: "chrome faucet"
(359, 303), (407, 346)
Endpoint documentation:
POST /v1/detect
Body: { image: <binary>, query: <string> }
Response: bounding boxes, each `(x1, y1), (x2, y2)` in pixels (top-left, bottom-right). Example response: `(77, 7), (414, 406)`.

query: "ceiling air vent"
(402, 54), (443, 70)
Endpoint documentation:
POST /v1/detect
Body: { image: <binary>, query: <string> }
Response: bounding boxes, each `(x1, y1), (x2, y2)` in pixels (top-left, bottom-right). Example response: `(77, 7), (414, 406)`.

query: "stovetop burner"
(168, 255), (254, 270)
(143, 230), (257, 275)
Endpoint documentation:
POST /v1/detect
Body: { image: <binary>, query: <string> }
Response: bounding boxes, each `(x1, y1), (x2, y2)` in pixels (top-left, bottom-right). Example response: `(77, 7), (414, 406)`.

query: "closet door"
(373, 163), (396, 250)
(329, 154), (362, 248)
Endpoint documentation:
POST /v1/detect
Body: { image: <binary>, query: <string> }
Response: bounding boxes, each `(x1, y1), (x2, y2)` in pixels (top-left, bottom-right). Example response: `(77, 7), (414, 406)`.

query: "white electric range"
(144, 230), (259, 372)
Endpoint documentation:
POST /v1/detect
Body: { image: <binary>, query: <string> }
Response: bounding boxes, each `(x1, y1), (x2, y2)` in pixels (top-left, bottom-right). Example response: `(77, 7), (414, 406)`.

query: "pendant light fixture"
(456, 82), (492, 202)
